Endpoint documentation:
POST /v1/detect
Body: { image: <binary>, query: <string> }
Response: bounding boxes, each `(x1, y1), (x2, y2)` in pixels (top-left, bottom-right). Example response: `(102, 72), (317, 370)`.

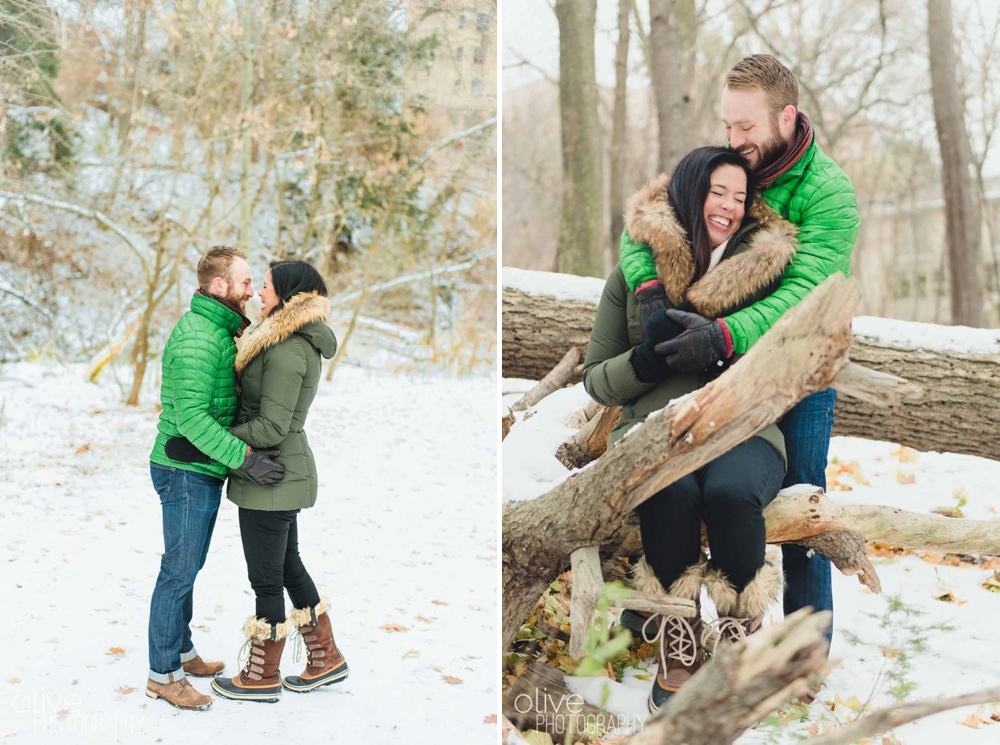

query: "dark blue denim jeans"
(147, 463), (223, 682)
(777, 388), (836, 644)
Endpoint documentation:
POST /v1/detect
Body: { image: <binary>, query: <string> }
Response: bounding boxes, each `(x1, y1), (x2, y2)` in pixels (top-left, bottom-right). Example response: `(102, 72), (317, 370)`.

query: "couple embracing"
(144, 247), (348, 710)
(583, 54), (859, 712)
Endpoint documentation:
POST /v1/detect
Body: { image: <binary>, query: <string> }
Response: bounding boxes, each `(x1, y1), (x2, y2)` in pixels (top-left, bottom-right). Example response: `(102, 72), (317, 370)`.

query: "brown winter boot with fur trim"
(633, 556), (708, 713)
(211, 617), (293, 703)
(282, 599), (349, 692)
(704, 558), (783, 646)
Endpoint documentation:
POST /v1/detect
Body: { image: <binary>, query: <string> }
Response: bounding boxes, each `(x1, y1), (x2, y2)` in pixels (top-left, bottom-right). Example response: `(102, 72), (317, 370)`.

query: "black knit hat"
(268, 260), (328, 313)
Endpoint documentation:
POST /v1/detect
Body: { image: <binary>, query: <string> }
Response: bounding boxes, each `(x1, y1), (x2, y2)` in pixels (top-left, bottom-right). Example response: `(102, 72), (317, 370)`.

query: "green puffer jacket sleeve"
(618, 228), (659, 293)
(582, 266), (658, 406)
(724, 175), (859, 353)
(170, 331), (248, 469)
(229, 341), (308, 449)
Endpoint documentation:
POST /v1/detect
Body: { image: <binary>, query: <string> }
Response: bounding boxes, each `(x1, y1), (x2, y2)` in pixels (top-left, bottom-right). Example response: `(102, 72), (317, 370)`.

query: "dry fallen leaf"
(401, 649), (420, 658)
(106, 647), (126, 655)
(895, 467), (916, 485)
(891, 446), (919, 463)
(415, 615), (432, 623)
(959, 713), (987, 729)
(469, 605), (487, 612)
(431, 599), (449, 606)
(115, 685), (136, 695)
(380, 623), (407, 632)
(484, 714), (497, 724)
(8, 678), (20, 684)
(442, 675), (463, 685)
(75, 443), (90, 454)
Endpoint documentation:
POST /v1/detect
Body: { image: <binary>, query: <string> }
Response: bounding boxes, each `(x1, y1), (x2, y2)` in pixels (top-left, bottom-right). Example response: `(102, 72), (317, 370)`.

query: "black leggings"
(238, 507), (321, 624)
(636, 437), (784, 593)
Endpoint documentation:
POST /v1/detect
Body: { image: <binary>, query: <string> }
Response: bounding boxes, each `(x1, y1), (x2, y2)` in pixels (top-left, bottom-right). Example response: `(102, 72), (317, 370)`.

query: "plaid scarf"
(196, 289), (251, 337)
(756, 112), (813, 189)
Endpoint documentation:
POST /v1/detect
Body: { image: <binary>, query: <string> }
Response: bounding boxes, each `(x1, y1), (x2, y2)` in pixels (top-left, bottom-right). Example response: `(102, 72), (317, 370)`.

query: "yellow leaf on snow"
(106, 647), (125, 655)
(959, 713), (987, 729)
(380, 623), (407, 632)
(115, 685), (135, 695)
(415, 615), (432, 623)
(484, 714), (497, 724)
(891, 445), (919, 463)
(442, 675), (463, 684)
(895, 467), (916, 484)
(401, 649), (420, 658)
(431, 599), (449, 606)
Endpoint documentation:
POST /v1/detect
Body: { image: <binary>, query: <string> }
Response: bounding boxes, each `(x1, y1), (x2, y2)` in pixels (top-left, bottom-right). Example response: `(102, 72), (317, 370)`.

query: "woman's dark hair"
(667, 146), (755, 280)
(268, 260), (328, 313)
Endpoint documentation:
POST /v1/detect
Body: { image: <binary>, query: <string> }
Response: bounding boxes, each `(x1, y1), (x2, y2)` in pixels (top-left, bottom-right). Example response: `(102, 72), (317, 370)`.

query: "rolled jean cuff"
(148, 666), (186, 684)
(179, 646), (198, 663)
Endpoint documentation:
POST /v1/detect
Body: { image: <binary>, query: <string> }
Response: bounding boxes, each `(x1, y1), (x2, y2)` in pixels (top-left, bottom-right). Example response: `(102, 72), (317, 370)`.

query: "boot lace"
(703, 616), (748, 647)
(641, 612), (698, 675)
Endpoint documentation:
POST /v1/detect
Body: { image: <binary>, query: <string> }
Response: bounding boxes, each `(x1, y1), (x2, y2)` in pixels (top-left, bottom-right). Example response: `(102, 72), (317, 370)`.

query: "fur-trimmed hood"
(624, 173), (798, 317)
(235, 292), (334, 374)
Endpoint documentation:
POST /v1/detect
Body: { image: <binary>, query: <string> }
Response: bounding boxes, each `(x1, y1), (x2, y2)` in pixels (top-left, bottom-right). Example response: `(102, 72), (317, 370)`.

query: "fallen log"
(502, 267), (1000, 462)
(503, 273), (862, 652)
(555, 405), (621, 468)
(512, 347), (580, 412)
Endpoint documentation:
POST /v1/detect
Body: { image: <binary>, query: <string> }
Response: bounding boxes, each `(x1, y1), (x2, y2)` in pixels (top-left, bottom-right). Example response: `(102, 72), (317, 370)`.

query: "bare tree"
(609, 0), (632, 257)
(649, 0), (695, 173)
(928, 0), (982, 327)
(554, 0), (604, 278)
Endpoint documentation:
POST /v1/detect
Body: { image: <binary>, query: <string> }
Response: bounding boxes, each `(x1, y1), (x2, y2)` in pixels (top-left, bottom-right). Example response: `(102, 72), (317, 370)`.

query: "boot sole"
(210, 679), (281, 703)
(281, 665), (350, 692)
(145, 688), (212, 711)
(183, 669), (225, 679)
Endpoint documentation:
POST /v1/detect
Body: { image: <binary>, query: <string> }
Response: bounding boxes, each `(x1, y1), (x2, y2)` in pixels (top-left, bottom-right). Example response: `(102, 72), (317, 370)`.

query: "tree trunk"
(239, 0), (255, 249)
(928, 0), (982, 327)
(554, 0), (605, 278)
(609, 0), (632, 256)
(648, 0), (694, 173)
(501, 275), (1000, 463)
(502, 274), (861, 652)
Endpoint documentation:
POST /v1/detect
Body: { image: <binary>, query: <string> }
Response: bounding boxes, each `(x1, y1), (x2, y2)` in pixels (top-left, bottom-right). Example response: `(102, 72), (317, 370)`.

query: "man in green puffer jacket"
(619, 55), (859, 661)
(145, 246), (285, 711)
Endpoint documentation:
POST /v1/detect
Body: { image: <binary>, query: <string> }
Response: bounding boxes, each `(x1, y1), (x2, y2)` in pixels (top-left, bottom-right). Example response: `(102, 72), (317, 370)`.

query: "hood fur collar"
(624, 173), (798, 317)
(235, 292), (331, 374)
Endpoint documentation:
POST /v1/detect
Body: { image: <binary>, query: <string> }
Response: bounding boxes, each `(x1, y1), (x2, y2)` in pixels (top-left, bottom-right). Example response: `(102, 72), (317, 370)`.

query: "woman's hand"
(654, 310), (733, 372)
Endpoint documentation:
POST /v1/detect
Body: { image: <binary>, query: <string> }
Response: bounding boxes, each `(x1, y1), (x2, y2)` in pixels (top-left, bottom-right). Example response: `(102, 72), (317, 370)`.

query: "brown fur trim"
(667, 556), (708, 601)
(736, 560), (783, 618)
(235, 292), (331, 374)
(243, 615), (294, 642)
(287, 598), (331, 628)
(685, 217), (797, 317)
(631, 556), (667, 596)
(703, 568), (739, 617)
(625, 173), (694, 305)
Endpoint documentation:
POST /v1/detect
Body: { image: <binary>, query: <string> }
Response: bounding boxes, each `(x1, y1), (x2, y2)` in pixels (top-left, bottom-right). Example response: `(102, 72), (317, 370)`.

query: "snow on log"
(502, 267), (1000, 462)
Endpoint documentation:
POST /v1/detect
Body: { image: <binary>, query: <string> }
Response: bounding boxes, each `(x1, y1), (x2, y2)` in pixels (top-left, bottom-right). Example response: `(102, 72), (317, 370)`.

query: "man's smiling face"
(721, 87), (794, 172)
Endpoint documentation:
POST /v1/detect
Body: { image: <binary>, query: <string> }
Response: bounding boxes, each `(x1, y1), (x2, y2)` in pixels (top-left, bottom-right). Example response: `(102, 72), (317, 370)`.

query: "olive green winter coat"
(583, 173), (797, 459)
(226, 292), (337, 511)
(150, 292), (249, 480)
(618, 138), (860, 354)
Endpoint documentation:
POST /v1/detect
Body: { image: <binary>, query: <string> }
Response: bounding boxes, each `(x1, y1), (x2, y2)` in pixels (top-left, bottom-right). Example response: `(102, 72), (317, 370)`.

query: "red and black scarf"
(756, 112), (813, 189)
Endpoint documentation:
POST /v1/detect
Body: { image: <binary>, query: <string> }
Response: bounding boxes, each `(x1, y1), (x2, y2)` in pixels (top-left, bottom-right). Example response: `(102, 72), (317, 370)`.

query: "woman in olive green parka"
(583, 147), (797, 714)
(210, 261), (350, 704)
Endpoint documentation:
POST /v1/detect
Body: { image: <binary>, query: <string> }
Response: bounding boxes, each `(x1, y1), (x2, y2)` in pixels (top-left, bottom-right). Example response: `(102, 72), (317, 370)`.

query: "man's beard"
(747, 117), (791, 172)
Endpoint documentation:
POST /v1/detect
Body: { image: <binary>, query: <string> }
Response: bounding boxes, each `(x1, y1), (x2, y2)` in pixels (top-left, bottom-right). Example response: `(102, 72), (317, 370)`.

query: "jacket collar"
(190, 291), (248, 337)
(624, 173), (798, 318)
(235, 292), (332, 374)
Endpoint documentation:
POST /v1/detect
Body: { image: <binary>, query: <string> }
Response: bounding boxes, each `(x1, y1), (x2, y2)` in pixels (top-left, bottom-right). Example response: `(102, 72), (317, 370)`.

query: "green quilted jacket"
(619, 138), (860, 354)
(149, 292), (249, 479)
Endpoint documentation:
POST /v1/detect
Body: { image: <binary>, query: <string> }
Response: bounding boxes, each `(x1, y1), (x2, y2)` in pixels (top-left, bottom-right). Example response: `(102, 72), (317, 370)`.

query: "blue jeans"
(777, 389), (836, 644)
(147, 463), (223, 682)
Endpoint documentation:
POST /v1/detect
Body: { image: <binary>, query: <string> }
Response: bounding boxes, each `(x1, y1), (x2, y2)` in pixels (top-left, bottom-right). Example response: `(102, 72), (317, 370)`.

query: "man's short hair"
(197, 246), (246, 291)
(725, 54), (798, 114)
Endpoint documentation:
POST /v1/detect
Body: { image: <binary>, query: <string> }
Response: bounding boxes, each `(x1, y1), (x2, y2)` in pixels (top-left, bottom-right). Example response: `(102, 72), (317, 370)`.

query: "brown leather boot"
(145, 677), (212, 711)
(633, 557), (708, 713)
(182, 655), (225, 678)
(282, 598), (349, 692)
(211, 617), (292, 703)
(704, 557), (783, 646)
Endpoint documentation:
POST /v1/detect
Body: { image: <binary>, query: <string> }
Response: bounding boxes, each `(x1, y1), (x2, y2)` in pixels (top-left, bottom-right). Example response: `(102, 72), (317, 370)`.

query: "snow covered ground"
(1, 362), (498, 744)
(503, 379), (1000, 744)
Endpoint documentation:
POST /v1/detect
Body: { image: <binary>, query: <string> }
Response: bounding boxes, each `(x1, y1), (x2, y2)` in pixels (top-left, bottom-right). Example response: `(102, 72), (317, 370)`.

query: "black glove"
(237, 448), (285, 485)
(654, 310), (731, 373)
(165, 436), (213, 464)
(636, 283), (669, 338)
